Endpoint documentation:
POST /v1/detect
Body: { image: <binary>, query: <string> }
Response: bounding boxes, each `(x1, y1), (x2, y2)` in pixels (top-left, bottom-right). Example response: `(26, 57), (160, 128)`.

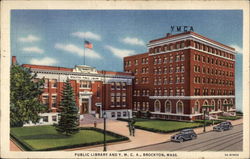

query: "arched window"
(218, 100), (222, 110)
(176, 100), (184, 114)
(203, 100), (209, 106)
(154, 100), (161, 112)
(211, 100), (215, 111)
(194, 100), (200, 113)
(223, 99), (228, 111)
(165, 100), (171, 113)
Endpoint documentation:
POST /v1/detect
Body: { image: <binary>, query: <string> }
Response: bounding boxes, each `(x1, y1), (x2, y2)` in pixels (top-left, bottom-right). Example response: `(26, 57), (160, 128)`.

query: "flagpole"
(83, 39), (86, 65)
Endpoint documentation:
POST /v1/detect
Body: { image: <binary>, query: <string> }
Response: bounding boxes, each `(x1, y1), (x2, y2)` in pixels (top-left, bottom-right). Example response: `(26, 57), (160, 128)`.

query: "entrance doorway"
(81, 98), (89, 114)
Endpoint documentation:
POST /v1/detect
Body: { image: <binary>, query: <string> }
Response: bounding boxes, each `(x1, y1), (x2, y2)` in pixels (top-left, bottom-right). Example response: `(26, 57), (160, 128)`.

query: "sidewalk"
(78, 118), (243, 151)
(10, 119), (243, 151)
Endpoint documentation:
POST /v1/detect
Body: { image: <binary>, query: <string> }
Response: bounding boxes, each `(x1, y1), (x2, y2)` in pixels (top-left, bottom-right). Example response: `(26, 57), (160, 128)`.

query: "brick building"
(124, 31), (236, 121)
(13, 57), (133, 125)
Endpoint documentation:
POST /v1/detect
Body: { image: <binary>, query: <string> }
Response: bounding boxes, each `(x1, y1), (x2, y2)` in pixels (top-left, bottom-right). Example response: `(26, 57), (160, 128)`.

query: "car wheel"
(191, 135), (197, 139)
(179, 138), (184, 143)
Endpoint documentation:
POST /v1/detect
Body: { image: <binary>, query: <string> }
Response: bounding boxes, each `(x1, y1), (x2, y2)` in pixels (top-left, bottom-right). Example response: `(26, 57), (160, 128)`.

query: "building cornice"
(148, 46), (235, 62)
(147, 34), (236, 55)
(31, 68), (134, 79)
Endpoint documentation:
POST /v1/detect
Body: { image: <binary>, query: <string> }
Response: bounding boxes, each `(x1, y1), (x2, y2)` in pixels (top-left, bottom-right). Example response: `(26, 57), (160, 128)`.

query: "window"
(133, 102), (137, 110)
(181, 42), (185, 48)
(158, 58), (162, 64)
(123, 111), (127, 117)
(164, 67), (168, 74)
(176, 66), (180, 73)
(194, 101), (200, 113)
(135, 69), (138, 75)
(165, 101), (171, 113)
(164, 57), (168, 63)
(169, 77), (173, 84)
(122, 97), (126, 106)
(117, 112), (121, 118)
(176, 101), (184, 114)
(169, 56), (173, 63)
(181, 88), (185, 96)
(51, 79), (57, 88)
(176, 88), (180, 96)
(111, 112), (116, 118)
(181, 76), (184, 83)
(154, 89), (158, 96)
(181, 54), (185, 61)
(52, 116), (57, 122)
(137, 102), (140, 110)
(42, 95), (49, 106)
(176, 76), (180, 83)
(164, 89), (168, 96)
(169, 89), (173, 96)
(163, 77), (167, 84)
(135, 59), (138, 65)
(111, 96), (115, 106)
(44, 79), (49, 88)
(158, 89), (162, 96)
(52, 95), (57, 107)
(176, 55), (180, 62)
(116, 96), (121, 106)
(111, 82), (115, 90)
(181, 65), (185, 72)
(80, 81), (91, 88)
(146, 102), (149, 111)
(169, 67), (173, 73)
(43, 116), (48, 122)
(154, 100), (161, 112)
(116, 82), (121, 90)
(135, 78), (138, 84)
(97, 86), (100, 97)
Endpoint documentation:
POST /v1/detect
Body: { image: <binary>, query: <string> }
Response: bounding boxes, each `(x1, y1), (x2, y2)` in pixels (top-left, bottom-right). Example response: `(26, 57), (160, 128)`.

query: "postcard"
(1, 0), (249, 159)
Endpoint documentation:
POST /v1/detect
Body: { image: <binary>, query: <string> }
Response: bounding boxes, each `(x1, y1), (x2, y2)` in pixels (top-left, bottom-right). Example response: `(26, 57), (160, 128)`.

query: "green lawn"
(134, 120), (203, 133)
(10, 125), (127, 151)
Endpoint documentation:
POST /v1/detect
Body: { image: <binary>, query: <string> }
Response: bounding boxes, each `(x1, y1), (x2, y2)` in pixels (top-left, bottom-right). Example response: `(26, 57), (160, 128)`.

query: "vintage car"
(171, 129), (197, 143)
(213, 121), (233, 132)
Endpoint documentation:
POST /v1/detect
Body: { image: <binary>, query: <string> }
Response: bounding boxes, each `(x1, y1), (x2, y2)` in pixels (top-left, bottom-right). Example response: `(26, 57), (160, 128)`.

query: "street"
(127, 124), (243, 151)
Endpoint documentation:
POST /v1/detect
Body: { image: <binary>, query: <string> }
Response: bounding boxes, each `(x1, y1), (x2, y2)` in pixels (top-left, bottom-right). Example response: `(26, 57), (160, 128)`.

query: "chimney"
(166, 33), (171, 37)
(12, 56), (17, 65)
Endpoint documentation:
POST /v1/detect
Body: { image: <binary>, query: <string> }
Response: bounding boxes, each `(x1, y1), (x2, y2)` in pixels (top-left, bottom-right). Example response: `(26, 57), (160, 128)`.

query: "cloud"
(19, 35), (40, 43)
(71, 31), (101, 41)
(22, 46), (44, 54)
(230, 44), (243, 54)
(121, 37), (145, 46)
(30, 57), (58, 65)
(55, 43), (101, 59)
(105, 45), (135, 59)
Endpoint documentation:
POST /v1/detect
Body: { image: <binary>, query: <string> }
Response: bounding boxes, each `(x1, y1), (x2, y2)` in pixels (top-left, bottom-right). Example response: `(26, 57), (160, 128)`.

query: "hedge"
(218, 116), (242, 120)
(10, 127), (129, 151)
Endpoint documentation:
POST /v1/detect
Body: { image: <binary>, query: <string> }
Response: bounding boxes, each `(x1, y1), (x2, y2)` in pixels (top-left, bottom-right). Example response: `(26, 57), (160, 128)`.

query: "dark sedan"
(213, 121), (233, 132)
(171, 129), (197, 143)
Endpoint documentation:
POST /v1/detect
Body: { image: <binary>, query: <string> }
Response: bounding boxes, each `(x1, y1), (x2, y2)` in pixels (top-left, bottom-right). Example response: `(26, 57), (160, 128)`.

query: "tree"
(10, 64), (46, 127)
(55, 79), (79, 136)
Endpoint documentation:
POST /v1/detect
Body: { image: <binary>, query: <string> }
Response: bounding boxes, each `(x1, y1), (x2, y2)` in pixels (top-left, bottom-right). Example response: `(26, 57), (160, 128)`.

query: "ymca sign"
(171, 26), (194, 33)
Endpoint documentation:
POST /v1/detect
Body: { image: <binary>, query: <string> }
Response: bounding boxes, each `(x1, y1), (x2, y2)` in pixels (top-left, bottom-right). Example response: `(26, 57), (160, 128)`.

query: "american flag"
(84, 40), (93, 49)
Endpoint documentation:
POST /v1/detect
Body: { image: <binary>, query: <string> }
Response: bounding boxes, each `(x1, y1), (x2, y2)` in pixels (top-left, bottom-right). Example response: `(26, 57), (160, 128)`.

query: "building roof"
(149, 31), (235, 51)
(22, 64), (132, 77)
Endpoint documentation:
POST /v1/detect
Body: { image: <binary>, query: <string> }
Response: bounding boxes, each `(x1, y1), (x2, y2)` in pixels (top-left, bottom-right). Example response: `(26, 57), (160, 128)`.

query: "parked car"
(171, 129), (197, 143)
(213, 121), (233, 132)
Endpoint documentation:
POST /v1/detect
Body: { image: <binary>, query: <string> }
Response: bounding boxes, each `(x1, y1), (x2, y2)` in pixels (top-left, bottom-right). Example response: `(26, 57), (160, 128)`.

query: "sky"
(11, 10), (243, 112)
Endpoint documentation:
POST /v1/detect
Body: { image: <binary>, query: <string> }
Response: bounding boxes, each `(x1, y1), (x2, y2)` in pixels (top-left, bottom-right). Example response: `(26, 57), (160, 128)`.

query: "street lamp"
(201, 105), (214, 132)
(103, 111), (107, 151)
